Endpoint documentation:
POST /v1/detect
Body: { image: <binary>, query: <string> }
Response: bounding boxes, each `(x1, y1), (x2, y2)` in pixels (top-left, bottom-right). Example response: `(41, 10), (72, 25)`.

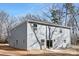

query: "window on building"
(60, 29), (62, 33)
(16, 40), (18, 45)
(33, 23), (37, 30)
(72, 28), (74, 34)
(54, 39), (55, 42)
(64, 40), (66, 43)
(41, 39), (44, 45)
(73, 30), (74, 34)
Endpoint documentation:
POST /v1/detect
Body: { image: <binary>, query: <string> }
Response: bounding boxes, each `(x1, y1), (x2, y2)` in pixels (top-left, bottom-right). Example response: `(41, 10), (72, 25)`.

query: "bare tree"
(0, 11), (9, 42)
(42, 4), (63, 25)
(18, 14), (47, 22)
(0, 11), (16, 42)
(63, 3), (79, 45)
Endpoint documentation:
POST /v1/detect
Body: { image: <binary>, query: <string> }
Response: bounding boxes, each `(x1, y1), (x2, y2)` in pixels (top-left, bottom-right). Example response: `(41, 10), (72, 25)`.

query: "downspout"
(26, 21), (27, 50)
(48, 26), (51, 49)
(46, 26), (47, 48)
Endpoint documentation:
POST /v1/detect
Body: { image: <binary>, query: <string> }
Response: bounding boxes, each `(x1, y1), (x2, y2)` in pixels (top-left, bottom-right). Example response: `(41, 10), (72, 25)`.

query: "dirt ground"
(0, 43), (79, 56)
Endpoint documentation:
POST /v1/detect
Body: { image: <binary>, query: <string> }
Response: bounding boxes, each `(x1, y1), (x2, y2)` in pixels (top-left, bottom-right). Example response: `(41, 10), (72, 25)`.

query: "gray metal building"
(8, 20), (71, 50)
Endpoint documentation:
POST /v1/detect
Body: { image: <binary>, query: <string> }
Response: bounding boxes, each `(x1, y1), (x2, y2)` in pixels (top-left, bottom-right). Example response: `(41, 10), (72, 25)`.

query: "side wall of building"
(27, 22), (71, 49)
(8, 22), (27, 50)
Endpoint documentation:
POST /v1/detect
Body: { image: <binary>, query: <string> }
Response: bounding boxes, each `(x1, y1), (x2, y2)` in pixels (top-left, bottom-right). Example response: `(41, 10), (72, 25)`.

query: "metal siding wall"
(9, 22), (27, 49)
